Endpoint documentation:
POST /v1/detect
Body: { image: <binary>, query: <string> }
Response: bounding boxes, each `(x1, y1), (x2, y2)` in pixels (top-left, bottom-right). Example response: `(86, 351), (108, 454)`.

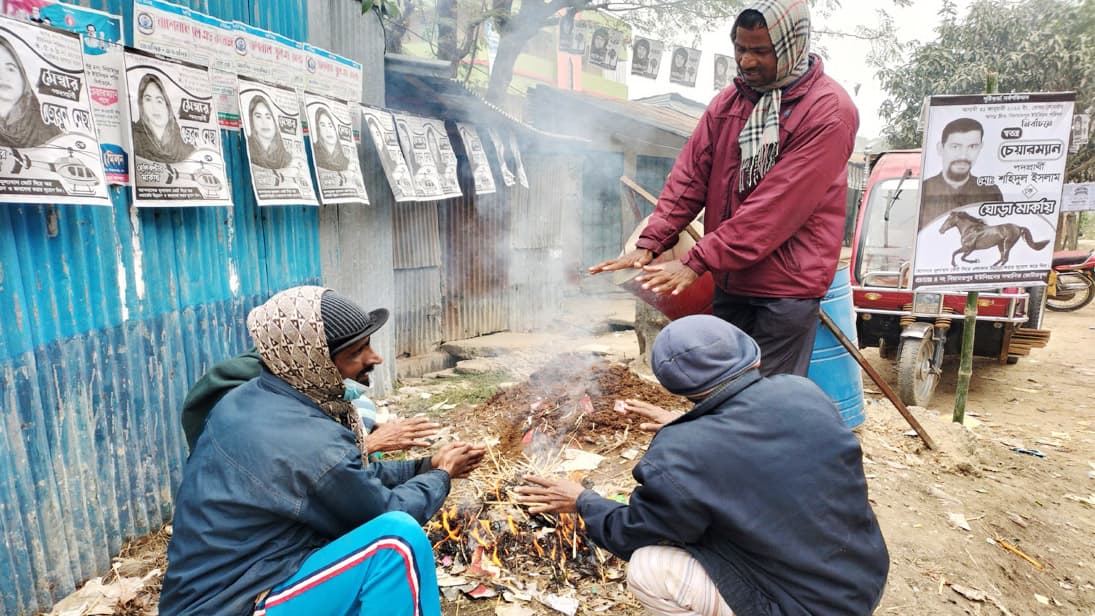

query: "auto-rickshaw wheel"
(897, 334), (939, 407)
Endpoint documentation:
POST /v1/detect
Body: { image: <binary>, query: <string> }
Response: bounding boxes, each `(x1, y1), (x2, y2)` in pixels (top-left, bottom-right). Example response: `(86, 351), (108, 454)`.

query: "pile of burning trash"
(426, 355), (686, 601)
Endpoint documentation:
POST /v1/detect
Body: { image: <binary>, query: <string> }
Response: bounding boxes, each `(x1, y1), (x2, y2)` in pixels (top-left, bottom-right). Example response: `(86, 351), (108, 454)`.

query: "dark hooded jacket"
(577, 370), (889, 616)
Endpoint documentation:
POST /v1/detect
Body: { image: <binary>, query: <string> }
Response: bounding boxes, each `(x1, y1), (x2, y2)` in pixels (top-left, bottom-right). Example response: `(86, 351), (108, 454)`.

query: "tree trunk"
(436, 0), (459, 63)
(486, 32), (527, 106)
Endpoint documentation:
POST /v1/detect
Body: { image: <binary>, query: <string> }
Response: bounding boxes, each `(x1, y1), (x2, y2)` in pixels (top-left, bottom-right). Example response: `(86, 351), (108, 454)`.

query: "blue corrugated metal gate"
(0, 1), (319, 613)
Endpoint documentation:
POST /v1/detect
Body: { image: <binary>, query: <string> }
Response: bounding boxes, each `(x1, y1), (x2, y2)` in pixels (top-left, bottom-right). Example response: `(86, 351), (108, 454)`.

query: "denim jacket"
(159, 369), (450, 615)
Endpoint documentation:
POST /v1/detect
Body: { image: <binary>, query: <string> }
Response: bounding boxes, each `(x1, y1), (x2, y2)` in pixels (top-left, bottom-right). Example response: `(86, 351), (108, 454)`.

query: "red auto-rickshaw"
(849, 150), (1050, 407)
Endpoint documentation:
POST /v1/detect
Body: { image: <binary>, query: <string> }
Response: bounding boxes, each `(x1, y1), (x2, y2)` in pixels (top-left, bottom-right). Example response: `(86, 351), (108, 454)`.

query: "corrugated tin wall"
(509, 153), (575, 332)
(0, 1), (320, 614)
(393, 202), (443, 358)
(308, 2), (397, 395)
(582, 151), (626, 268)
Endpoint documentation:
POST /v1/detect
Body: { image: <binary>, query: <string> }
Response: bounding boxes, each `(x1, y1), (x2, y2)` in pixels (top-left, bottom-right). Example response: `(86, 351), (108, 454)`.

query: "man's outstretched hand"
(635, 260), (699, 296)
(515, 476), (586, 514)
(589, 248), (654, 274)
(365, 417), (441, 453)
(615, 399), (682, 432)
(431, 442), (486, 479)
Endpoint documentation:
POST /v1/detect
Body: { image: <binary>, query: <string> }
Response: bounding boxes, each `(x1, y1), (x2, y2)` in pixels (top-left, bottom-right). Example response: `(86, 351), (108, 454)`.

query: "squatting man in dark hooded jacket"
(517, 315), (889, 616)
(159, 286), (486, 615)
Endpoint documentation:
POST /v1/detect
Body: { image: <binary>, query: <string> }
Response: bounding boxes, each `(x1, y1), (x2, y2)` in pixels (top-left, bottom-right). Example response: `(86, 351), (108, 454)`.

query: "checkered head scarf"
(737, 0), (811, 192)
(246, 285), (369, 460)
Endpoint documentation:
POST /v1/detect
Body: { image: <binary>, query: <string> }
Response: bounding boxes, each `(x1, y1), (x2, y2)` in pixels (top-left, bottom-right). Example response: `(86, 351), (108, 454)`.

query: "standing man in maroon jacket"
(591, 0), (859, 377)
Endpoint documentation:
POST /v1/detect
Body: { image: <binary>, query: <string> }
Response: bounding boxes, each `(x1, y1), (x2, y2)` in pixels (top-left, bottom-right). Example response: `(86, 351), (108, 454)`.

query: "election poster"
(421, 118), (461, 199)
(133, 0), (240, 128)
(1070, 113), (1090, 153)
(306, 44), (362, 106)
(238, 76), (317, 206)
(0, 18), (111, 205)
(305, 93), (368, 205)
(13, 3), (129, 184)
(456, 122), (496, 195)
(911, 92), (1075, 290)
(508, 130), (528, 189)
(392, 112), (444, 201)
(587, 26), (625, 71)
(668, 46), (701, 87)
(361, 104), (416, 202)
(231, 21), (277, 83)
(124, 48), (230, 207)
(713, 53), (733, 90)
(1061, 183), (1095, 213)
(630, 37), (663, 80)
(487, 126), (514, 187)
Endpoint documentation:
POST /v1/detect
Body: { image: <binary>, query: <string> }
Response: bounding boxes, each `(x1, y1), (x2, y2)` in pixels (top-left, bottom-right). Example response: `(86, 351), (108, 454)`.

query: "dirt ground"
(45, 292), (1095, 616)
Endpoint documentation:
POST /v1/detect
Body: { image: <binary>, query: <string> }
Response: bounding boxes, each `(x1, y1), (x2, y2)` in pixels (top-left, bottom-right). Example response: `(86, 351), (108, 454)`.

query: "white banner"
(456, 123), (496, 195)
(1062, 183), (1095, 212)
(0, 18), (110, 205)
(421, 118), (461, 199)
(486, 126), (514, 188)
(125, 48), (230, 207)
(238, 76), (317, 206)
(912, 92), (1075, 289)
(361, 105), (416, 202)
(304, 94), (368, 205)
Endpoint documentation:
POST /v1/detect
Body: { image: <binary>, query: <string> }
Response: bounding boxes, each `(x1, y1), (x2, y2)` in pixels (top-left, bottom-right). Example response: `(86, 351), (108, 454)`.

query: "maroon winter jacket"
(636, 55), (858, 299)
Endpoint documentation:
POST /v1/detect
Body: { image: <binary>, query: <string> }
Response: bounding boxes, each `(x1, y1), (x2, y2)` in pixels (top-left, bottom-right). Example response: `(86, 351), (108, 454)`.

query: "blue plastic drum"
(807, 264), (865, 429)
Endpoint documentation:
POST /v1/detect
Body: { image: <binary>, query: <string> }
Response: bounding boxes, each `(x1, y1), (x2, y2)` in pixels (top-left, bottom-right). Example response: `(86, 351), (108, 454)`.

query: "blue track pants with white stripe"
(254, 512), (441, 616)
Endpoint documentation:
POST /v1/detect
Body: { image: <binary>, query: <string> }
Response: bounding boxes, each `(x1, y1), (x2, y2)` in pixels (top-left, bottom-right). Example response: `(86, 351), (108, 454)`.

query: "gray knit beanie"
(320, 290), (389, 355)
(651, 314), (761, 397)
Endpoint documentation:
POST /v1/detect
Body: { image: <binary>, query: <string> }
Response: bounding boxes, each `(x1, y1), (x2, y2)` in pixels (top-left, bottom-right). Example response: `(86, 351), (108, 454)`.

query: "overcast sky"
(628, 1), (973, 140)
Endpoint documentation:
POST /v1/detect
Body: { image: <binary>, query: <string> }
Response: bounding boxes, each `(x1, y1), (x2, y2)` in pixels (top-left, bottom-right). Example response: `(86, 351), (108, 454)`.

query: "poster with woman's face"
(238, 76), (318, 207)
(422, 118), (461, 199)
(392, 112), (445, 201)
(304, 93), (368, 206)
(507, 130), (528, 189)
(630, 36), (663, 79)
(486, 126), (514, 188)
(455, 122), (495, 195)
(125, 48), (230, 207)
(360, 104), (416, 202)
(0, 17), (110, 205)
(669, 46), (701, 87)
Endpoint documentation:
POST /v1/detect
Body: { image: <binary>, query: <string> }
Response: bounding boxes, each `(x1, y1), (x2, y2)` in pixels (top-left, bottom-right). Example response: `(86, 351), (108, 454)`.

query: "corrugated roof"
(527, 85), (701, 140)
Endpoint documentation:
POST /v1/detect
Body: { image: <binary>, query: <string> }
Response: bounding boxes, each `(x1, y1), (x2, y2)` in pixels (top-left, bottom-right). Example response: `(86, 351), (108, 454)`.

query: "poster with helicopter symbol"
(238, 76), (318, 206)
(124, 48), (231, 207)
(0, 17), (111, 205)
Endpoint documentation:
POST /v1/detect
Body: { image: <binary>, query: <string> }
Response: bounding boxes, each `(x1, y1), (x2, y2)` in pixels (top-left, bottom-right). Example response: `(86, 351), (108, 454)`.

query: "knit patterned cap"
(320, 291), (390, 356)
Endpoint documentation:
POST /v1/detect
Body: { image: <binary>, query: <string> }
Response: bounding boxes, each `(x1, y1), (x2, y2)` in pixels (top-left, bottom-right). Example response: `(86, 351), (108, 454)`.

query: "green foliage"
(396, 371), (512, 416)
(875, 0), (1095, 156)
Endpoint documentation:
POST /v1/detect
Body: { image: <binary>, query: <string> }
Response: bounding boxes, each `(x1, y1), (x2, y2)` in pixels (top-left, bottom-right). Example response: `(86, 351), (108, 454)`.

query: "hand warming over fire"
(588, 247), (653, 274)
(635, 260), (699, 296)
(615, 398), (682, 432)
(431, 442), (486, 478)
(364, 416), (441, 453)
(515, 476), (586, 514)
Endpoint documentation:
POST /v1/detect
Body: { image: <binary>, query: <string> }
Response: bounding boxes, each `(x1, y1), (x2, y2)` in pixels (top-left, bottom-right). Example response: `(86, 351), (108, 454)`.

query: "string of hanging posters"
(558, 13), (734, 90)
(0, 0), (528, 208)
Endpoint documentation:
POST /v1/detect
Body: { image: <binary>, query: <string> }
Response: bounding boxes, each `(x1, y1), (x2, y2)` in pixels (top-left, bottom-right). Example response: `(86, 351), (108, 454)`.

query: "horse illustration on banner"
(939, 210), (1050, 267)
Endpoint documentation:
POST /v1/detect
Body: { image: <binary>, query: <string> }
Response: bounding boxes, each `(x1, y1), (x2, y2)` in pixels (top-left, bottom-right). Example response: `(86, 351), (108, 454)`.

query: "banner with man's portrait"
(391, 112), (446, 201)
(486, 127), (514, 188)
(305, 93), (368, 206)
(508, 131), (528, 189)
(668, 46), (701, 87)
(238, 76), (318, 206)
(587, 26), (625, 71)
(456, 122), (496, 195)
(713, 53), (733, 90)
(125, 48), (230, 207)
(630, 36), (663, 80)
(911, 93), (1075, 290)
(0, 17), (111, 205)
(360, 105), (416, 202)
